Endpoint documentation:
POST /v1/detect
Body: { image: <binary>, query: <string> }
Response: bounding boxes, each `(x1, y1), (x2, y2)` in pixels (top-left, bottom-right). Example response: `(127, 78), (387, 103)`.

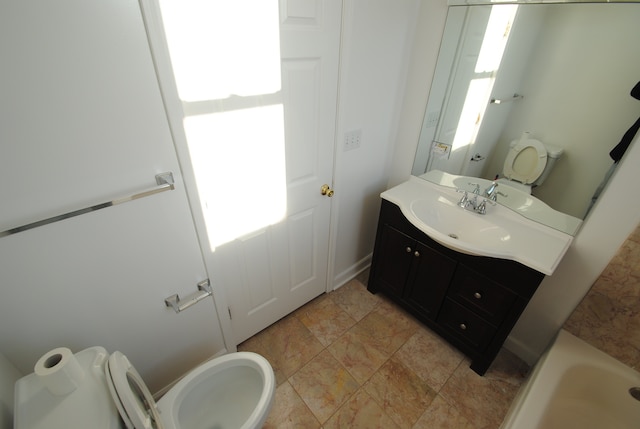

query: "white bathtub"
(501, 329), (640, 429)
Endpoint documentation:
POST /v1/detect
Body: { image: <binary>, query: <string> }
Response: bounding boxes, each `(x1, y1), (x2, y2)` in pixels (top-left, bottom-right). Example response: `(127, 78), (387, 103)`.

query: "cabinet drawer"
(437, 299), (497, 351)
(448, 265), (516, 325)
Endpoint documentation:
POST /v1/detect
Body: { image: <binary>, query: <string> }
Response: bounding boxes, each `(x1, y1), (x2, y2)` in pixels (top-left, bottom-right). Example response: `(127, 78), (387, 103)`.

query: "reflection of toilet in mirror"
(497, 132), (563, 194)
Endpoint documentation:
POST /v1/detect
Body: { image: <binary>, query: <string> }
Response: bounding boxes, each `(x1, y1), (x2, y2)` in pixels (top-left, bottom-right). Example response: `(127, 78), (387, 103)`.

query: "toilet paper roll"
(34, 347), (85, 396)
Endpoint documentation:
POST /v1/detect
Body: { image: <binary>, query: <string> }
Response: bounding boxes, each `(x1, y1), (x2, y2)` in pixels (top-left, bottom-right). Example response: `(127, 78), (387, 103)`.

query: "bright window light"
(184, 105), (286, 249)
(452, 78), (494, 151)
(158, 1), (286, 251)
(159, 0), (281, 101)
(475, 5), (518, 73)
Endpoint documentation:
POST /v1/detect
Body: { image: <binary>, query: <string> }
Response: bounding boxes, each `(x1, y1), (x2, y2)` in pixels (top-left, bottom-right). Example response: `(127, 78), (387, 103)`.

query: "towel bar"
(0, 172), (175, 238)
(490, 93), (523, 104)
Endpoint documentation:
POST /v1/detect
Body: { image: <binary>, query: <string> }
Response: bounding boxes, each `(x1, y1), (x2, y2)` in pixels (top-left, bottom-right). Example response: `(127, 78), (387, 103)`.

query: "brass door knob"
(321, 184), (334, 197)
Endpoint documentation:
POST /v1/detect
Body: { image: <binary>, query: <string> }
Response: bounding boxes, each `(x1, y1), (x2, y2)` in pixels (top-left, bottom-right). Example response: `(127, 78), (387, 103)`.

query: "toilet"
(497, 133), (563, 193)
(14, 347), (275, 429)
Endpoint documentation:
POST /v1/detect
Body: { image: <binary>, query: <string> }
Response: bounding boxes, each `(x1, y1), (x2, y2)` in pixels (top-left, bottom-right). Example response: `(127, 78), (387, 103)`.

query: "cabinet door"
(375, 225), (415, 297)
(405, 242), (456, 319)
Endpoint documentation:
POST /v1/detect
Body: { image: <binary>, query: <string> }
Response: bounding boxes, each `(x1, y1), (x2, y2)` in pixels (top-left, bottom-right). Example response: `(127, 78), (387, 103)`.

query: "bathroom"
(1, 0), (639, 428)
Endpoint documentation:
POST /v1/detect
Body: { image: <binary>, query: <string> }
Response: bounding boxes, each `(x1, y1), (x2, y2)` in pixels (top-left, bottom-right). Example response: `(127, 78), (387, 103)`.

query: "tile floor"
(239, 274), (530, 429)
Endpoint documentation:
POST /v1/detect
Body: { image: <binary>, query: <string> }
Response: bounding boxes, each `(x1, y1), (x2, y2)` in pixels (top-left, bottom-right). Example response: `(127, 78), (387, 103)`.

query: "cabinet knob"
(473, 292), (482, 299)
(459, 323), (467, 330)
(414, 250), (420, 257)
(405, 247), (412, 253)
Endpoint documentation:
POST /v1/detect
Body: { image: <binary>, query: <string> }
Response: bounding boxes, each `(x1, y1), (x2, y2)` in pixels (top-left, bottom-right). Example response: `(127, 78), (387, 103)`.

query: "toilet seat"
(106, 351), (163, 429)
(503, 138), (547, 185)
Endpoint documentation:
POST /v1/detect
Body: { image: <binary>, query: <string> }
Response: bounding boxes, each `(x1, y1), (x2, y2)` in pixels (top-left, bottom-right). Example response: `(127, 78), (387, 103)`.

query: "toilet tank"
(1, 353), (22, 429)
(13, 347), (122, 429)
(534, 143), (564, 187)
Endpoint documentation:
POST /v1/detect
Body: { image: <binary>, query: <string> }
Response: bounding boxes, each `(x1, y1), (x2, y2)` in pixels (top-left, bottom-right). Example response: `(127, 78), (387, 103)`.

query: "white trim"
(138, 0), (236, 351)
(503, 335), (540, 366)
(332, 254), (372, 291)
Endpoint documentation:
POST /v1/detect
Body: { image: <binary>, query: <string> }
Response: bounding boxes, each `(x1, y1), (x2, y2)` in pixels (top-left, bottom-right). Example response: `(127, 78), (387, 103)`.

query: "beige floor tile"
(330, 278), (381, 321)
(395, 327), (465, 392)
(238, 315), (323, 385)
(323, 389), (400, 429)
(413, 395), (476, 429)
(363, 357), (436, 429)
(241, 276), (526, 429)
(296, 293), (356, 346)
(289, 349), (360, 423)
(328, 306), (418, 384)
(327, 324), (391, 384)
(439, 351), (528, 429)
(262, 381), (321, 429)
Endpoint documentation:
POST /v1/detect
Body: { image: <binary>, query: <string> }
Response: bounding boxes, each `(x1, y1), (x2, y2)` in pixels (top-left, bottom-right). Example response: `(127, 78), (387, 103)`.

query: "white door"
(0, 0), (226, 393)
(144, 0), (342, 343)
(212, 2), (342, 342)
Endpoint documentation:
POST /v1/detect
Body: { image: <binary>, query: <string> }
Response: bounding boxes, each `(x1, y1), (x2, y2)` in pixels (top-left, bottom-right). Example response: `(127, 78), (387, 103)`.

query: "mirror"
(412, 1), (640, 234)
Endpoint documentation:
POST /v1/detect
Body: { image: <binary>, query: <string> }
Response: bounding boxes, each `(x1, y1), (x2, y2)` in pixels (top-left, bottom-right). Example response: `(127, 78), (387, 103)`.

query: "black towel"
(609, 80), (640, 163)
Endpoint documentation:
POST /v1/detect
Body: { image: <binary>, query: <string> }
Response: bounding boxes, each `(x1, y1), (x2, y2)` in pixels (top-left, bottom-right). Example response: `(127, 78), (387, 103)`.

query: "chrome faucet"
(456, 182), (498, 215)
(484, 181), (498, 199)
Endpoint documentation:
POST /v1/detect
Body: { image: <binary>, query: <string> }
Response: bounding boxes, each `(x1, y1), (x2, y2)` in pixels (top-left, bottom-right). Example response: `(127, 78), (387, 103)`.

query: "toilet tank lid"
(544, 143), (564, 159)
(14, 347), (122, 429)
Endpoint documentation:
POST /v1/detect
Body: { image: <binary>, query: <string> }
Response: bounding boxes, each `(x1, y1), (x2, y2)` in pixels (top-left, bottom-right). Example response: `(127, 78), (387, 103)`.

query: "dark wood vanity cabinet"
(368, 200), (545, 375)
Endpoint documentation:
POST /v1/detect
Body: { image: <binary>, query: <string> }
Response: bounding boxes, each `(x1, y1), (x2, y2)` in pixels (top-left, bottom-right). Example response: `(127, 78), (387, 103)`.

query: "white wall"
(0, 0), (227, 394)
(507, 133), (640, 362)
(388, 0), (449, 188)
(0, 352), (21, 429)
(330, 0), (421, 287)
(390, 0), (640, 362)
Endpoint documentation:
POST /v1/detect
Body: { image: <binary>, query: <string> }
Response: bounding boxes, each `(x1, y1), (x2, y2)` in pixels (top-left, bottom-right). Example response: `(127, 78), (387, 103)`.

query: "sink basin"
(410, 198), (511, 245)
(420, 170), (582, 236)
(381, 176), (574, 274)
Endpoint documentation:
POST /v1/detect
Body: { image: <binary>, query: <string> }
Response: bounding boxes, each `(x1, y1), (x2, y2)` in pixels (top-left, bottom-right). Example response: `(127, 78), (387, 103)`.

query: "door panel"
(218, 0), (342, 342)
(0, 0), (225, 393)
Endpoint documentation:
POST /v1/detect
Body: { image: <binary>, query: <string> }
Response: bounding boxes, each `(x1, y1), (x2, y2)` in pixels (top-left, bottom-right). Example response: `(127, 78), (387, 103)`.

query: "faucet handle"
(456, 189), (469, 207)
(491, 190), (508, 202)
(476, 198), (496, 215)
(468, 182), (480, 194)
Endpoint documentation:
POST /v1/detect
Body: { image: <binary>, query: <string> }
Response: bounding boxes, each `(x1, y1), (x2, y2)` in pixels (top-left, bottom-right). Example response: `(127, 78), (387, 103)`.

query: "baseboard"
(503, 335), (541, 366)
(332, 254), (372, 291)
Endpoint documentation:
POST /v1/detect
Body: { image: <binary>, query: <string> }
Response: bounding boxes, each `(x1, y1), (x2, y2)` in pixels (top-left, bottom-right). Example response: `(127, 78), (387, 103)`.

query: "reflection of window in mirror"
(436, 5), (518, 175)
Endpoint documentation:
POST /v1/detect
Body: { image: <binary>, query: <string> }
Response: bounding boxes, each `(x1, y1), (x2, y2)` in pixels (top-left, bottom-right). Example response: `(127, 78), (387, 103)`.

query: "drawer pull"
(414, 250), (420, 257)
(473, 292), (482, 299)
(406, 246), (412, 253)
(459, 323), (467, 330)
